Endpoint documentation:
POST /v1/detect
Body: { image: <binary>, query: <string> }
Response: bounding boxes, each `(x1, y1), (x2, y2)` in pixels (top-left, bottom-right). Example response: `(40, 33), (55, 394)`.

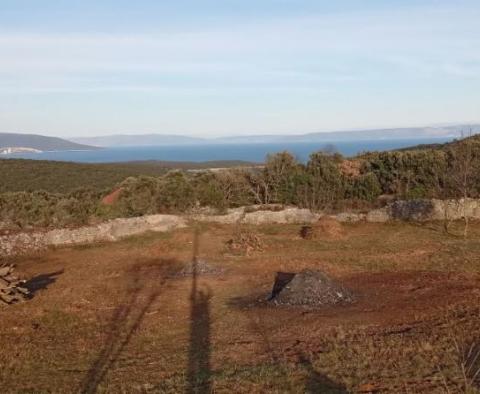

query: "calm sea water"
(2, 138), (452, 163)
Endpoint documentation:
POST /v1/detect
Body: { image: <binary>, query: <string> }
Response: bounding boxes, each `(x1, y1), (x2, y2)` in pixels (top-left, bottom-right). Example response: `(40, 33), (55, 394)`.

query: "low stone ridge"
(2, 199), (480, 258)
(191, 206), (321, 225)
(0, 215), (186, 257)
(269, 270), (355, 307)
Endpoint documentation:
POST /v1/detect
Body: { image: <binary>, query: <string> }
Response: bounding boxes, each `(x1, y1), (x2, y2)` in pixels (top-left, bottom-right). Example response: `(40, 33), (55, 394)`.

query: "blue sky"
(0, 0), (479, 137)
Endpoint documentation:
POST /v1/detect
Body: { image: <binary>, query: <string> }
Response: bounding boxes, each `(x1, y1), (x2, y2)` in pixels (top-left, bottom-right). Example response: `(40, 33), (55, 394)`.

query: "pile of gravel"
(268, 270), (354, 307)
(175, 259), (224, 277)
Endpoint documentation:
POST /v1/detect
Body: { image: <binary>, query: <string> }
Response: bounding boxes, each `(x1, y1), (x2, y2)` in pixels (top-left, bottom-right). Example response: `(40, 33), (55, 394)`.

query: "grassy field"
(1, 221), (480, 393)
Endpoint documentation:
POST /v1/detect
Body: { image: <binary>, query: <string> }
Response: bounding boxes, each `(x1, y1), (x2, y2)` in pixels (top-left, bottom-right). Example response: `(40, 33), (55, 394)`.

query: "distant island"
(0, 132), (99, 153)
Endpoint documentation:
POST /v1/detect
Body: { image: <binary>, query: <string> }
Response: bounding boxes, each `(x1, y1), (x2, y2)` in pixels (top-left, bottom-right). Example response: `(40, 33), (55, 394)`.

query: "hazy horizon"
(1, 1), (479, 138)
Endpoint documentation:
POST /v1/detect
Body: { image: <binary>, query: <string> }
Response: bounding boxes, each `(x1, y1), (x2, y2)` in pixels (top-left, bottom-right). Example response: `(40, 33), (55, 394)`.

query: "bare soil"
(1, 221), (480, 393)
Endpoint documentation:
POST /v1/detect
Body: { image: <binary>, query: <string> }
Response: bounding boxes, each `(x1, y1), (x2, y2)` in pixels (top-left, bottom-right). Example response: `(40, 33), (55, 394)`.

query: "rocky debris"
(176, 259), (223, 277)
(268, 270), (355, 307)
(366, 208), (390, 223)
(226, 230), (264, 255)
(0, 232), (46, 257)
(0, 264), (30, 305)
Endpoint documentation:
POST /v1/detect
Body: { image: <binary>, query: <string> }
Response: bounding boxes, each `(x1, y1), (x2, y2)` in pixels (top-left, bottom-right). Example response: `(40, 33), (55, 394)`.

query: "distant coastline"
(0, 137), (454, 163)
(0, 147), (43, 155)
(0, 146), (102, 155)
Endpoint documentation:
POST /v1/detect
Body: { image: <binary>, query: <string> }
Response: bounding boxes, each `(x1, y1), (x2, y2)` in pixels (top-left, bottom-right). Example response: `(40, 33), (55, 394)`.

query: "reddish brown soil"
(1, 222), (480, 392)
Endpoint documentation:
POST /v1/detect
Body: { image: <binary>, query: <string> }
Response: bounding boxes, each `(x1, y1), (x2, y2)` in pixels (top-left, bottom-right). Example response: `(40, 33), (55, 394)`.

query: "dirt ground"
(1, 221), (480, 393)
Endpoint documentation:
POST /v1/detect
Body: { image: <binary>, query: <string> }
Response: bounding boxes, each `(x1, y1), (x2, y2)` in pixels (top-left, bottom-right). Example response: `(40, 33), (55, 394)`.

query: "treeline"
(1, 136), (479, 229)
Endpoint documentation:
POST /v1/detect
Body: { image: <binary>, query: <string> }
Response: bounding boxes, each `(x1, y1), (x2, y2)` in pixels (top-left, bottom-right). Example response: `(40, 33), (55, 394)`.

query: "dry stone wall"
(2, 199), (480, 258)
(1, 215), (186, 257)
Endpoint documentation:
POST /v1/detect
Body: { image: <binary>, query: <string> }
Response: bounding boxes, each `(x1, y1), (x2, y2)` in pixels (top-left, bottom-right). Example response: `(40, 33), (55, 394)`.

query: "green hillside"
(0, 158), (256, 193)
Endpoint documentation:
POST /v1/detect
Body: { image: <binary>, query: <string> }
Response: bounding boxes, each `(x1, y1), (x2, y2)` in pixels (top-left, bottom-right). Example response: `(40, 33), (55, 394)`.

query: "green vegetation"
(0, 158), (256, 193)
(1, 136), (480, 230)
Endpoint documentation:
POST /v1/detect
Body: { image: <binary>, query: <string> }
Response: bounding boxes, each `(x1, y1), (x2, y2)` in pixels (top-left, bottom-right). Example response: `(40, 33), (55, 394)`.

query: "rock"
(366, 208), (390, 223)
(191, 207), (246, 224)
(0, 264), (31, 305)
(191, 207), (321, 225)
(44, 214), (187, 246)
(335, 212), (366, 223)
(242, 208), (321, 225)
(388, 199), (435, 221)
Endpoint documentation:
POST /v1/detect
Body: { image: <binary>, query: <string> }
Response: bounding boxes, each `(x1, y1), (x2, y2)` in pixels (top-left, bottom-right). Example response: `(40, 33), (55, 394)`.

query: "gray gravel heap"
(269, 270), (354, 307)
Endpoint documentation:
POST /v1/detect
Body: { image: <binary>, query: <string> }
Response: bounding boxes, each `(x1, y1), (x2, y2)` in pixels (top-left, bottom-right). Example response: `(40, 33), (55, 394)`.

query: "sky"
(0, 0), (479, 138)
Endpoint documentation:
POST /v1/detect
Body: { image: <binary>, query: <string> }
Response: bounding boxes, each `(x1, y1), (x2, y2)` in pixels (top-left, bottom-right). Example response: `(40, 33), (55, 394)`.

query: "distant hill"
(72, 134), (205, 147)
(71, 125), (480, 146)
(0, 133), (98, 152)
(215, 125), (480, 143)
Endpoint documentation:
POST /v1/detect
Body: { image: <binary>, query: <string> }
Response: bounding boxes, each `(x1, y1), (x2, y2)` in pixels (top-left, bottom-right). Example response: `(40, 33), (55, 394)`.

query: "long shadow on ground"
(24, 270), (64, 295)
(186, 228), (213, 394)
(79, 258), (180, 394)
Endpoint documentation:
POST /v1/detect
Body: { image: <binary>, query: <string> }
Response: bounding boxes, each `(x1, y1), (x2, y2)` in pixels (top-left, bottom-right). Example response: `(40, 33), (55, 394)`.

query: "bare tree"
(446, 130), (478, 238)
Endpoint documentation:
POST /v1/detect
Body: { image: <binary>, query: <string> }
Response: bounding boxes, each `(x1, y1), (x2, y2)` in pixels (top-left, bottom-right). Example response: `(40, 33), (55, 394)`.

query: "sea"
(2, 138), (453, 163)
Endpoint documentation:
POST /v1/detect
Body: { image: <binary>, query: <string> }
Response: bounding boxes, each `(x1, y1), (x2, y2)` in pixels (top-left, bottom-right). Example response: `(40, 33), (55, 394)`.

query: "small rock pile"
(0, 264), (31, 305)
(269, 270), (354, 307)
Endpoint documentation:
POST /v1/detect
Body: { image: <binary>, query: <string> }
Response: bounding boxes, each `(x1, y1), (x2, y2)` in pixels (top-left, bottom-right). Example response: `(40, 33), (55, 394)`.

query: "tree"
(263, 152), (300, 204)
(445, 134), (480, 237)
(299, 152), (345, 211)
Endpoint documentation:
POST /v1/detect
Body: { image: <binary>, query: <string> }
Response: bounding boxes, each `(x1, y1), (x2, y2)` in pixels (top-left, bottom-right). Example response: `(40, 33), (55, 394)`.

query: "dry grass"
(1, 220), (480, 392)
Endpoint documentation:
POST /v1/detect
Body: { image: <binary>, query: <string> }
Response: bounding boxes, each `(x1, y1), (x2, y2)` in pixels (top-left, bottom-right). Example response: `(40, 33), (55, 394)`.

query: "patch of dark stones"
(268, 270), (355, 307)
(173, 259), (224, 277)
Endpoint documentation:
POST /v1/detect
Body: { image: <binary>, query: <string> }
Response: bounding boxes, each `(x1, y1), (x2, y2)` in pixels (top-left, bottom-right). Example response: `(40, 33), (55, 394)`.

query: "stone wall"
(2, 199), (480, 258)
(190, 207), (321, 225)
(366, 199), (480, 223)
(1, 215), (186, 258)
